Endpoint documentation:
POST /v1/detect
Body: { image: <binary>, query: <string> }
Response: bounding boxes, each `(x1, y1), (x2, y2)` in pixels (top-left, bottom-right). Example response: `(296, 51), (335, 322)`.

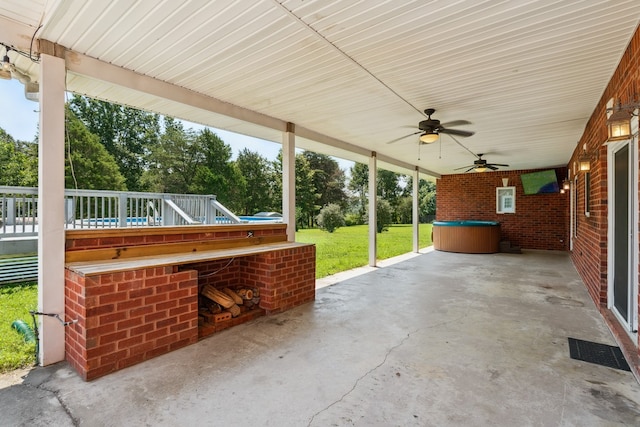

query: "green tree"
(395, 197), (413, 224)
(377, 169), (401, 205)
(364, 197), (393, 233)
(348, 162), (369, 223)
(64, 108), (126, 190)
(348, 164), (405, 224)
(405, 177), (436, 221)
(420, 180), (437, 219)
(142, 118), (201, 193)
(302, 150), (347, 211)
(191, 128), (244, 210)
(0, 128), (37, 186)
(69, 95), (161, 191)
(271, 151), (318, 228)
(235, 149), (273, 215)
(295, 154), (318, 228)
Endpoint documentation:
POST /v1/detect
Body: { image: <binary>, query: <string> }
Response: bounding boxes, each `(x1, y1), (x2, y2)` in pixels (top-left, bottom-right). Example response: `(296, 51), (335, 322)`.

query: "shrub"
(344, 212), (363, 226)
(316, 203), (345, 233)
(364, 198), (393, 233)
(376, 198), (393, 232)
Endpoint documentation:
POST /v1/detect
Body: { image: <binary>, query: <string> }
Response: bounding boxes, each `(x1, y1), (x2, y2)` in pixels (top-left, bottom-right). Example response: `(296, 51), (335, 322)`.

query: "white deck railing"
(0, 186), (242, 238)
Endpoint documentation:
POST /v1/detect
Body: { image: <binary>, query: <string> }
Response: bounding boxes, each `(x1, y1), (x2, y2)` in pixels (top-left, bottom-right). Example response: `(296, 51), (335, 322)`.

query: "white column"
(368, 152), (377, 267)
(38, 53), (66, 365)
(282, 123), (296, 241)
(412, 167), (420, 253)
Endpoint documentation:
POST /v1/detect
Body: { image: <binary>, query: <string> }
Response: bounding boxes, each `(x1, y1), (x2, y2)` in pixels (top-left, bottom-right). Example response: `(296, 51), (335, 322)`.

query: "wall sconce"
(606, 99), (639, 141)
(607, 106), (632, 141)
(578, 150), (591, 172)
(560, 178), (570, 193)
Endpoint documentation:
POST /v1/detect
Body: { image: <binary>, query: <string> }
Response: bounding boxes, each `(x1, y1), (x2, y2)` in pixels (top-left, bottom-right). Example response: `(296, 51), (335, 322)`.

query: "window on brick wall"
(497, 187), (516, 214)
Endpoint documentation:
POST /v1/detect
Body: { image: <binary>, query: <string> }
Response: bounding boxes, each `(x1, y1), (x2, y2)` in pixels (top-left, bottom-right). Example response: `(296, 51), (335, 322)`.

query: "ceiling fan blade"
(454, 164), (474, 170)
(386, 131), (421, 144)
(487, 165), (499, 170)
(490, 163), (509, 167)
(464, 166), (475, 173)
(440, 120), (472, 128)
(440, 128), (475, 137)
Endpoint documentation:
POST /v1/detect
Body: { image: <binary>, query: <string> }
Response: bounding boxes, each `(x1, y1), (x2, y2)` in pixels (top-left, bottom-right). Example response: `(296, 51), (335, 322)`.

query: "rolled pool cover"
(11, 319), (36, 343)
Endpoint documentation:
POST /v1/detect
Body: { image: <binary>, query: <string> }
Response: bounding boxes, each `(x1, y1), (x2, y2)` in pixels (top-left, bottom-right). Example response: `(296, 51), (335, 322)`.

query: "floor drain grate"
(568, 337), (631, 372)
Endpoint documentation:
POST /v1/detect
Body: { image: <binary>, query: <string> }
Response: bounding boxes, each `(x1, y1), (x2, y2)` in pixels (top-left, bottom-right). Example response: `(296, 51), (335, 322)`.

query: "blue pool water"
(238, 216), (282, 223)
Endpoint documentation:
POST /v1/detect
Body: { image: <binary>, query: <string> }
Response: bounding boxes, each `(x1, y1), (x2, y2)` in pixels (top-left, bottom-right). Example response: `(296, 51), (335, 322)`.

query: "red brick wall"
(182, 245), (317, 314)
(190, 259), (242, 290)
(241, 245), (316, 314)
(436, 168), (569, 251)
(65, 267), (198, 381)
(66, 224), (287, 252)
(64, 224), (315, 380)
(568, 24), (640, 310)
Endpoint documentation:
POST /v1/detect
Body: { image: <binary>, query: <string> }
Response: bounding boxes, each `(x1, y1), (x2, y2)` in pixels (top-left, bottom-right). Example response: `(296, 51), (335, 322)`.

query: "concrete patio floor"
(2, 248), (640, 426)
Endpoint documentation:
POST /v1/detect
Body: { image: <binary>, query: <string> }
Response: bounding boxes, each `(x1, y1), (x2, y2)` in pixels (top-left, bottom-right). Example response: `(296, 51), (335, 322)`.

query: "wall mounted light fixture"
(606, 99), (639, 141)
(578, 150), (591, 172)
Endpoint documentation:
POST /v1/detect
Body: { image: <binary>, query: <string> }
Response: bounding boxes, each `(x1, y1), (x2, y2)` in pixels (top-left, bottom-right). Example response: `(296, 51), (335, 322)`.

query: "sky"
(0, 78), (354, 172)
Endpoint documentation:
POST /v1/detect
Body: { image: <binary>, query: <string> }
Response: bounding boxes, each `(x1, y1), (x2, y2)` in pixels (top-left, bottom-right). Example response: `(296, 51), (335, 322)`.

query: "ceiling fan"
(455, 154), (509, 173)
(387, 108), (474, 145)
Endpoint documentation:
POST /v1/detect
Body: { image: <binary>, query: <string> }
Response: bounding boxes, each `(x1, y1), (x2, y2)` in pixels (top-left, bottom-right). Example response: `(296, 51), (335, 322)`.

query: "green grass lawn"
(297, 223), (433, 278)
(0, 281), (37, 373)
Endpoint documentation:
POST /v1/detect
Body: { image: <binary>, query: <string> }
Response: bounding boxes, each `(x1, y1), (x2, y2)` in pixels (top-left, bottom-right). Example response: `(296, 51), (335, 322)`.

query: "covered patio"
(3, 249), (640, 425)
(1, 1), (640, 416)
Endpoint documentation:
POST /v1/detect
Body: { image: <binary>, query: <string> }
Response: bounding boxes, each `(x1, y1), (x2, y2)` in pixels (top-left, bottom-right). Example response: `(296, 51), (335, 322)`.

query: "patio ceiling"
(1, 1), (639, 177)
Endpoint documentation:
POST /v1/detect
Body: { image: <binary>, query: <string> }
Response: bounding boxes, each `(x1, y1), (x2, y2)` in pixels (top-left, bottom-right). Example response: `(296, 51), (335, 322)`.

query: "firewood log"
(222, 287), (243, 305)
(236, 288), (254, 300)
(205, 299), (222, 314)
(201, 285), (235, 308)
(227, 304), (241, 317)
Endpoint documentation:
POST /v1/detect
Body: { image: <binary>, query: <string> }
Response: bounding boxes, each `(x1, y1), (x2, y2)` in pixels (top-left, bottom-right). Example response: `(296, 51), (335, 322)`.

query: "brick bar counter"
(64, 224), (315, 380)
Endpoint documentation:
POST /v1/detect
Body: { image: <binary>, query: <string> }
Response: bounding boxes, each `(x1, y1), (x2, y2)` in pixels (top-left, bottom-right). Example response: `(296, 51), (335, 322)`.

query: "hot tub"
(432, 220), (501, 254)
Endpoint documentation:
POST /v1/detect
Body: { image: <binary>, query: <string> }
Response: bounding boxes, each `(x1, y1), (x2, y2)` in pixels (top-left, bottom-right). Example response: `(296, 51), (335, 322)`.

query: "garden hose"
(10, 319), (35, 343)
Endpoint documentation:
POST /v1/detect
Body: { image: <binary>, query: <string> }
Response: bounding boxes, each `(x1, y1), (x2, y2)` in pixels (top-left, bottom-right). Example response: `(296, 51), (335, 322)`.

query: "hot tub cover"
(433, 220), (499, 227)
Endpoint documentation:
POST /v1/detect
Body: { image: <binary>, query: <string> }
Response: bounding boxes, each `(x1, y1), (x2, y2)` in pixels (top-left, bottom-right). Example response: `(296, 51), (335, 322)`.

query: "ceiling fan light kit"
(455, 154), (509, 173)
(387, 108), (474, 150)
(419, 132), (439, 144)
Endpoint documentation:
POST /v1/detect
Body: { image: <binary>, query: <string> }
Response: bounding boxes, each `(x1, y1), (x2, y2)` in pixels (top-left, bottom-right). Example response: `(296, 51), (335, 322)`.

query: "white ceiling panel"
(1, 0), (639, 176)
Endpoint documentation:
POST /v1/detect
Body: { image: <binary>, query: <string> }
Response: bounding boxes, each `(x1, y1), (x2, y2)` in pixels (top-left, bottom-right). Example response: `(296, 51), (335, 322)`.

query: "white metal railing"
(0, 186), (243, 238)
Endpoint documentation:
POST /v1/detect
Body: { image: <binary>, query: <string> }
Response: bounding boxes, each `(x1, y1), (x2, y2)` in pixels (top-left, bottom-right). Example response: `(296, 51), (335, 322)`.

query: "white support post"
(368, 152), (377, 267)
(283, 123), (296, 241)
(38, 53), (67, 365)
(413, 167), (420, 253)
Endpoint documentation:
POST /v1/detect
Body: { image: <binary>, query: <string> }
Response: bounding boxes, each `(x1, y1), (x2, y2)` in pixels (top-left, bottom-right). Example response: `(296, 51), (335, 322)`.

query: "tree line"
(0, 95), (436, 230)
